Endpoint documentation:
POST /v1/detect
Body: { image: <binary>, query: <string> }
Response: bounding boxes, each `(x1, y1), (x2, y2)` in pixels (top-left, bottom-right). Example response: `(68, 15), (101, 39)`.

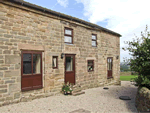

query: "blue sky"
(25, 0), (107, 28)
(24, 0), (150, 63)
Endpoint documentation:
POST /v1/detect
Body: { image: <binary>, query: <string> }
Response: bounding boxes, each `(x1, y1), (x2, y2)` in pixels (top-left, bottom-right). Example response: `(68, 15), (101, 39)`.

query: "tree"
(122, 25), (150, 89)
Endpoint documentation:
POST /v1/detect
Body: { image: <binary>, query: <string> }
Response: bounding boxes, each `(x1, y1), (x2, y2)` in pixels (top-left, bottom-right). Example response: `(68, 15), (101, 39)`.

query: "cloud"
(75, 0), (150, 62)
(57, 0), (69, 8)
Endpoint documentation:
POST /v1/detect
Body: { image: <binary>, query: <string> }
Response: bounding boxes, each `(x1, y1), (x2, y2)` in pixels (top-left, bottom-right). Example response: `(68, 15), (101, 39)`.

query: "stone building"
(0, 0), (121, 106)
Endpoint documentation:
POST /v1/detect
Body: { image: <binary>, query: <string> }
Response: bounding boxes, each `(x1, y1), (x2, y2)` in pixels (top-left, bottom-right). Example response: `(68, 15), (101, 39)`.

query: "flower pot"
(64, 91), (68, 95)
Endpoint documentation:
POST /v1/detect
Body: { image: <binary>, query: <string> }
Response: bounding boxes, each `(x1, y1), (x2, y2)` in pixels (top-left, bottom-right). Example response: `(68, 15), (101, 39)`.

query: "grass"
(120, 75), (138, 81)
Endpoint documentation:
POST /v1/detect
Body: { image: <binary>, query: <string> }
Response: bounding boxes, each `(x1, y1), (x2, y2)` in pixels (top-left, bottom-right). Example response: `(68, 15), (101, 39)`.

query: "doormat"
(69, 108), (91, 113)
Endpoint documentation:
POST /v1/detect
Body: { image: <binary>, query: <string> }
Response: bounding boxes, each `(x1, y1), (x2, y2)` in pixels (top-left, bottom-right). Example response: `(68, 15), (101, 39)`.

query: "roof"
(7, 0), (122, 37)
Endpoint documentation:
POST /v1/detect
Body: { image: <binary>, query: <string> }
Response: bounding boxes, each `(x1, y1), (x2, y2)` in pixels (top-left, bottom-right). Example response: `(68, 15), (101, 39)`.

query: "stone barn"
(0, 0), (121, 106)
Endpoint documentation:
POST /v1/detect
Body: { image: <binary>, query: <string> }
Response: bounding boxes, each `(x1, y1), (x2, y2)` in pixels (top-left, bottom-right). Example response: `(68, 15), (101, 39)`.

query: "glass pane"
(92, 41), (96, 46)
(33, 54), (41, 74)
(65, 29), (72, 35)
(53, 57), (57, 67)
(110, 59), (112, 62)
(64, 36), (72, 43)
(23, 54), (32, 74)
(92, 35), (96, 40)
(66, 57), (73, 71)
(110, 62), (111, 70)
(88, 61), (93, 65)
(88, 65), (93, 71)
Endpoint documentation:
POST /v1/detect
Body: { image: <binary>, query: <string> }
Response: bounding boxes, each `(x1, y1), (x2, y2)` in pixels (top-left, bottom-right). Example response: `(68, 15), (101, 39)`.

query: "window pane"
(65, 29), (72, 35)
(92, 41), (96, 46)
(33, 54), (41, 74)
(88, 65), (93, 71)
(66, 57), (73, 71)
(64, 36), (72, 43)
(110, 59), (112, 62)
(53, 57), (57, 68)
(88, 61), (93, 65)
(23, 54), (32, 74)
(92, 35), (96, 40)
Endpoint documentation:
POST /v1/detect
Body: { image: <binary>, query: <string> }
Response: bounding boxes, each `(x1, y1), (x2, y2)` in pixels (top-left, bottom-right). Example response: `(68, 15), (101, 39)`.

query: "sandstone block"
(14, 50), (20, 54)
(5, 55), (21, 64)
(4, 34), (13, 38)
(15, 64), (20, 69)
(3, 50), (11, 54)
(0, 55), (3, 59)
(0, 98), (5, 102)
(9, 83), (20, 93)
(14, 36), (31, 40)
(5, 80), (15, 84)
(9, 67), (14, 70)
(5, 70), (20, 77)
(14, 92), (20, 99)
(0, 85), (7, 88)
(0, 60), (4, 64)
(0, 89), (7, 94)
(20, 97), (28, 102)
(0, 72), (3, 77)
(5, 42), (12, 46)
(0, 46), (8, 49)
(6, 96), (13, 101)
(0, 67), (8, 70)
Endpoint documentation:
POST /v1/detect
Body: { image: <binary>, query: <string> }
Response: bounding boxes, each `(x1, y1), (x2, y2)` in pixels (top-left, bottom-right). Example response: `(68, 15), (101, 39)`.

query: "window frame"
(92, 34), (97, 47)
(52, 56), (58, 69)
(87, 60), (94, 72)
(64, 27), (73, 44)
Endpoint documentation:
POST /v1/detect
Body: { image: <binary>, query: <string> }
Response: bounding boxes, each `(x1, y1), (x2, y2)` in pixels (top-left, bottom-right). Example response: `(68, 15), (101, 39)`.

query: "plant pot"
(64, 91), (68, 95)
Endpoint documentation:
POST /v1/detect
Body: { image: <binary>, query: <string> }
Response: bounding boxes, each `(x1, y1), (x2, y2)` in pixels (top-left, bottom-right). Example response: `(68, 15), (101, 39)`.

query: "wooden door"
(65, 54), (75, 84)
(107, 57), (113, 78)
(21, 51), (43, 91)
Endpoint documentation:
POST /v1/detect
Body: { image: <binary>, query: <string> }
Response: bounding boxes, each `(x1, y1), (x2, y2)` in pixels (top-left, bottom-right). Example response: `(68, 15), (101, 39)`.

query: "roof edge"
(7, 0), (122, 37)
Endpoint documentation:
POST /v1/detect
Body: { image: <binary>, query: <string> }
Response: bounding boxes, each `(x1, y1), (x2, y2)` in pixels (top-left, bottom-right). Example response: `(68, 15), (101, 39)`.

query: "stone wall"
(135, 87), (150, 112)
(0, 1), (120, 107)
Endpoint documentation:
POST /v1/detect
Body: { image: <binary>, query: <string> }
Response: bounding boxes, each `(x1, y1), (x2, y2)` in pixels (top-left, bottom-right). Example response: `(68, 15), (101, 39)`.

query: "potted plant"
(62, 82), (73, 95)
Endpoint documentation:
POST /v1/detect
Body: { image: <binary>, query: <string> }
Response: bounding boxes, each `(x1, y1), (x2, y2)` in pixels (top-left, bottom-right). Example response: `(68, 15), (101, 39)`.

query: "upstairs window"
(92, 34), (97, 47)
(87, 60), (94, 72)
(64, 27), (73, 44)
(52, 56), (58, 69)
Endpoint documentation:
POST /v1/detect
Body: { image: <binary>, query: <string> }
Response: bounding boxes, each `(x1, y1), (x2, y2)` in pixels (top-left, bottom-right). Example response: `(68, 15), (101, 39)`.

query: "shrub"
(133, 75), (150, 89)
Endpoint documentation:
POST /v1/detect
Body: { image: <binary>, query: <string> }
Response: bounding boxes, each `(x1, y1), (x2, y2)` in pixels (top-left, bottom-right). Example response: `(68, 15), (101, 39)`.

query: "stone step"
(72, 91), (85, 96)
(72, 87), (82, 93)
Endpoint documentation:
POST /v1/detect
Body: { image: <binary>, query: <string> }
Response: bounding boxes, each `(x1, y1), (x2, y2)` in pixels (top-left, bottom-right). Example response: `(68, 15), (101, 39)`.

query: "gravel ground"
(0, 81), (138, 113)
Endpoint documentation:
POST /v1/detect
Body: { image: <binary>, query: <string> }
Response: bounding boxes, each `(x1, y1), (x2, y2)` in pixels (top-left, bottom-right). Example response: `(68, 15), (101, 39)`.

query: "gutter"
(8, 0), (122, 37)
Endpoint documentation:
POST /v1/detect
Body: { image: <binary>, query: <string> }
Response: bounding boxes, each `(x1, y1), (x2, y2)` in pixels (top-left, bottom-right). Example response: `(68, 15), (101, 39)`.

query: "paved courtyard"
(0, 81), (138, 113)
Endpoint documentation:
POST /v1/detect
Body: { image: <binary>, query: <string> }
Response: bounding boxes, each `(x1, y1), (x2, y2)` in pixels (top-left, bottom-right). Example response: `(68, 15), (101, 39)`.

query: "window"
(21, 51), (42, 91)
(52, 56), (58, 69)
(92, 34), (97, 47)
(64, 27), (73, 44)
(65, 56), (73, 71)
(87, 60), (94, 72)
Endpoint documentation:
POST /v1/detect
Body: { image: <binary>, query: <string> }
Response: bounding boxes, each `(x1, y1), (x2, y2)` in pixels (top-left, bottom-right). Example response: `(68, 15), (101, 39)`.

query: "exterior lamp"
(61, 53), (64, 59)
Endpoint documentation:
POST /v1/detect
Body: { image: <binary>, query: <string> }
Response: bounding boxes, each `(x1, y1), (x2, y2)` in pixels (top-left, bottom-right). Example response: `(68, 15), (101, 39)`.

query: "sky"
(24, 0), (150, 62)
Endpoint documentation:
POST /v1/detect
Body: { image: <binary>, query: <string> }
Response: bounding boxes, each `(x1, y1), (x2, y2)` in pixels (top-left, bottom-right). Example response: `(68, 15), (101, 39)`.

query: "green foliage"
(122, 25), (150, 89)
(62, 82), (73, 94)
(133, 75), (150, 89)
